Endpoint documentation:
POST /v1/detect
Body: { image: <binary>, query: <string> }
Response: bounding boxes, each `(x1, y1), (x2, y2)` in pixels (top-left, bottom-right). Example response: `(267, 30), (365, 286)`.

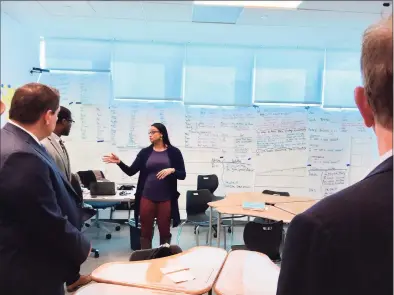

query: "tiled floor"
(71, 222), (248, 294)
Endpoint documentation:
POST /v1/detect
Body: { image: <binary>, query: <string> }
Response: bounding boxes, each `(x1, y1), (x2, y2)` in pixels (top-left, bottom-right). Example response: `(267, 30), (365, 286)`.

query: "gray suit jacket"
(41, 133), (71, 181)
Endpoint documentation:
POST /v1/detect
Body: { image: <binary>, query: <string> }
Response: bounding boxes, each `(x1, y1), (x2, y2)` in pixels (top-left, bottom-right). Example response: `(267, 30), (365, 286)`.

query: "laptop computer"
(89, 181), (116, 196)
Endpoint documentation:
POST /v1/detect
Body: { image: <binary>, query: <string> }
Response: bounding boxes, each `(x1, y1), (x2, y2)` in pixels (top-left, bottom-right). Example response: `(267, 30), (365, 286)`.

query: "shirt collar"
(368, 149), (393, 175)
(8, 120), (41, 145)
(51, 132), (61, 143)
(380, 149), (392, 163)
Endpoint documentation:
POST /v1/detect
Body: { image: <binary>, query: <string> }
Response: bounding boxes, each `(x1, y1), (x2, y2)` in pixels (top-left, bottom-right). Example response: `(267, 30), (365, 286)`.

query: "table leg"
(217, 212), (221, 248)
(231, 215), (234, 246)
(208, 207), (212, 246)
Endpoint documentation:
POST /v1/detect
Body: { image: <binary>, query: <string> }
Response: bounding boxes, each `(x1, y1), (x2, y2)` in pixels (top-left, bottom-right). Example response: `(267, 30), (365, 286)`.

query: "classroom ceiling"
(1, 1), (391, 40)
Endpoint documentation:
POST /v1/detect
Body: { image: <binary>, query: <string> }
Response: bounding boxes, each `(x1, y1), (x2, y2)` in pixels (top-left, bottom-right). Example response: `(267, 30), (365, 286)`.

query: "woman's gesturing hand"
(157, 168), (175, 180)
(102, 153), (120, 164)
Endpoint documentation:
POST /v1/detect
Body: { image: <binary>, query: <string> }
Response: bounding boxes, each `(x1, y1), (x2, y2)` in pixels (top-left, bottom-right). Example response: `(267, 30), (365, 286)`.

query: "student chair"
(70, 174), (100, 258)
(197, 174), (224, 201)
(262, 189), (290, 197)
(177, 189), (228, 247)
(243, 220), (284, 262)
(232, 220), (283, 262)
(77, 170), (121, 240)
(259, 189), (290, 244)
(198, 174), (245, 235)
(129, 245), (182, 261)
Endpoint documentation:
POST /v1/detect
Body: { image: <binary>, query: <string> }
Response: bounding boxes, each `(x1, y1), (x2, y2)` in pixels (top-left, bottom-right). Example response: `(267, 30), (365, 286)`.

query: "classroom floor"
(71, 223), (250, 294)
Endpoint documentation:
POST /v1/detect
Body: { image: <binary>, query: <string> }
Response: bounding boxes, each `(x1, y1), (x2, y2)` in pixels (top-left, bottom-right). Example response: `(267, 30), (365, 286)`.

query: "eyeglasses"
(65, 119), (75, 123)
(148, 131), (159, 135)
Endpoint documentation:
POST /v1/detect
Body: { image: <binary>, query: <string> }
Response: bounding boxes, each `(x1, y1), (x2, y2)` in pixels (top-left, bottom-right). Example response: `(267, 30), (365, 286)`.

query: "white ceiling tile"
(145, 1), (193, 5)
(299, 1), (386, 14)
(88, 1), (144, 20)
(142, 3), (193, 22)
(1, 1), (49, 23)
(237, 8), (381, 29)
(38, 1), (95, 17)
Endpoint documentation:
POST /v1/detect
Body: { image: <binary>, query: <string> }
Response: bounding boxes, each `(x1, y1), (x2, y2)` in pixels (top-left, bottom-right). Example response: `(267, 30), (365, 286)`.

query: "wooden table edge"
(213, 250), (280, 295)
(91, 246), (229, 295)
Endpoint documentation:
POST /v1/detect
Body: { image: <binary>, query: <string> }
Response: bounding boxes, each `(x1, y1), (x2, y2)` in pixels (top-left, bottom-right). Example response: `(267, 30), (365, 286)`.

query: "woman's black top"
(117, 145), (186, 227)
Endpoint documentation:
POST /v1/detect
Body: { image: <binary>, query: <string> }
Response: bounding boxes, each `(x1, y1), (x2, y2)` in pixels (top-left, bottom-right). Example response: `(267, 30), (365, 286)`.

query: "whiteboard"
(63, 104), (378, 208)
(40, 73), (378, 209)
(39, 72), (111, 105)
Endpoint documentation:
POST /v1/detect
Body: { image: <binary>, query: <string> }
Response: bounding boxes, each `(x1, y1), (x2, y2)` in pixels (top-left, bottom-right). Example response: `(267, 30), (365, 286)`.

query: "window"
(184, 45), (254, 106)
(254, 48), (324, 105)
(323, 50), (362, 108)
(111, 42), (184, 101)
(44, 38), (111, 71)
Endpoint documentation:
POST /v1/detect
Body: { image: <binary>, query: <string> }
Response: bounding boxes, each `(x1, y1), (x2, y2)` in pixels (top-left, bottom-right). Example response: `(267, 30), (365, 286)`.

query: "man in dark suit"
(277, 15), (393, 295)
(41, 105), (93, 291)
(42, 106), (74, 182)
(0, 83), (91, 295)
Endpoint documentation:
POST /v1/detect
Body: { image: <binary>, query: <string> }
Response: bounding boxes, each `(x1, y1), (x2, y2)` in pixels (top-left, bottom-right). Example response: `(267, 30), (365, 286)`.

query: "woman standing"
(103, 123), (186, 249)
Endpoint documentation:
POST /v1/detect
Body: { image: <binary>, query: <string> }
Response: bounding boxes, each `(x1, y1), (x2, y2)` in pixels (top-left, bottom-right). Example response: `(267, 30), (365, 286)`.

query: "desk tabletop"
(215, 205), (294, 223)
(91, 246), (228, 295)
(74, 283), (188, 295)
(209, 193), (313, 207)
(274, 200), (318, 215)
(214, 250), (280, 295)
(84, 190), (135, 202)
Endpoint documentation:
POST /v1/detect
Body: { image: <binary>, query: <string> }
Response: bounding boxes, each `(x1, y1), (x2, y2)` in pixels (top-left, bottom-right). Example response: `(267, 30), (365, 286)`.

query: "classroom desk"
(213, 206), (295, 248)
(274, 200), (318, 215)
(207, 192), (313, 246)
(91, 246), (228, 295)
(74, 283), (188, 295)
(209, 192), (314, 208)
(83, 190), (135, 202)
(214, 250), (280, 295)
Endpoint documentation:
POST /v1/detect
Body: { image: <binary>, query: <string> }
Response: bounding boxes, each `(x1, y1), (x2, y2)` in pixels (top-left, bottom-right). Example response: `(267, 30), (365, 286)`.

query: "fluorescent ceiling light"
(194, 1), (302, 9)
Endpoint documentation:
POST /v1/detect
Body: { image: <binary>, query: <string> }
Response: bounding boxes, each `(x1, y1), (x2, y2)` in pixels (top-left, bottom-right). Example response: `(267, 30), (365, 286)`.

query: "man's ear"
(354, 86), (375, 128)
(43, 109), (54, 125)
(0, 101), (5, 115)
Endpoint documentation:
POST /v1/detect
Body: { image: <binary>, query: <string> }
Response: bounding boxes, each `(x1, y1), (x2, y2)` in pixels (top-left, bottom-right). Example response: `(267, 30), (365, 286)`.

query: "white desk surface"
(83, 190), (135, 202)
(74, 283), (188, 295)
(214, 250), (280, 295)
(215, 205), (294, 223)
(91, 246), (228, 295)
(209, 193), (314, 208)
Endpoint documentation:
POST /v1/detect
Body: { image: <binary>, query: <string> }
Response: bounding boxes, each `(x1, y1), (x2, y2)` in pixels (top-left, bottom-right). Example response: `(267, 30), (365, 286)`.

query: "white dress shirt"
(8, 120), (41, 145)
(368, 149), (393, 175)
(51, 132), (61, 144)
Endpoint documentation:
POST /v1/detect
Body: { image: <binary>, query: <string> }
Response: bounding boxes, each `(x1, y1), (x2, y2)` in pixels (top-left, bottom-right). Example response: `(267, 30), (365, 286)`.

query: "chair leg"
(109, 207), (114, 220)
(176, 221), (187, 245)
(91, 248), (99, 258)
(223, 226), (227, 250)
(231, 216), (234, 243)
(195, 225), (200, 246)
(95, 211), (100, 228)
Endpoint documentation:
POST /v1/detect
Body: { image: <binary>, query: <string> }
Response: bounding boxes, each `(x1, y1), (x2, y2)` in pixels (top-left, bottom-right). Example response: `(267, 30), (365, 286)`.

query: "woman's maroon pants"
(140, 197), (172, 249)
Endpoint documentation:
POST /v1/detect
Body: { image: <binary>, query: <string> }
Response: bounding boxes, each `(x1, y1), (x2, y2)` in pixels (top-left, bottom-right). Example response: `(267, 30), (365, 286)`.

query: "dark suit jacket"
(0, 123), (91, 295)
(277, 156), (393, 295)
(118, 145), (186, 227)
